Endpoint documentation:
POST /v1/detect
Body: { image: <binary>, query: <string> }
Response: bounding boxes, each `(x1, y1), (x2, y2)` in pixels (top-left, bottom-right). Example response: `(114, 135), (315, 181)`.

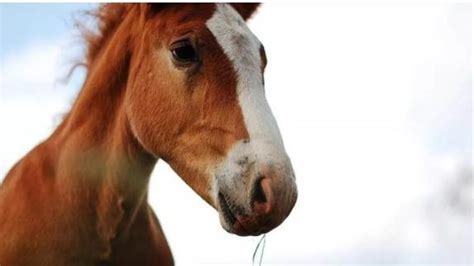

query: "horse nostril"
(251, 177), (273, 215)
(253, 177), (267, 203)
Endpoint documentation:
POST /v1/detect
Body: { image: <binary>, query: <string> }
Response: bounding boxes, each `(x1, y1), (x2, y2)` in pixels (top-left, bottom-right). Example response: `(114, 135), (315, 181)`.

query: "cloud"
(1, 37), (85, 98)
(2, 43), (61, 93)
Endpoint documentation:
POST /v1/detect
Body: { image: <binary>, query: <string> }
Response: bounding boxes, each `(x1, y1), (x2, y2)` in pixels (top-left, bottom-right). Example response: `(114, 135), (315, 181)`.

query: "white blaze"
(206, 4), (285, 154)
(206, 4), (293, 210)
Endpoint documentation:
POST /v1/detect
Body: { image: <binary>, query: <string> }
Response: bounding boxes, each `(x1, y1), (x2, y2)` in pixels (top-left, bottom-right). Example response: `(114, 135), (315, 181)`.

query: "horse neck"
(49, 23), (157, 244)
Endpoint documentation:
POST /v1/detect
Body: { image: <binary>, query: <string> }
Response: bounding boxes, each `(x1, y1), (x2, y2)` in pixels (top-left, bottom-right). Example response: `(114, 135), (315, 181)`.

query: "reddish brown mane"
(83, 4), (132, 68)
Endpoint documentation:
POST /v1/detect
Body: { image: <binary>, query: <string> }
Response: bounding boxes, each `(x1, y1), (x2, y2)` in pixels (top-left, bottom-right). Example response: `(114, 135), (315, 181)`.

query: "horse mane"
(58, 4), (141, 130)
(81, 4), (132, 68)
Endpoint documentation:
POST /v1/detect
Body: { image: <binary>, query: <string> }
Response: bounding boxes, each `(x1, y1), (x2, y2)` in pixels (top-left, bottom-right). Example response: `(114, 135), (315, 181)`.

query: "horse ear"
(147, 3), (173, 13)
(140, 3), (174, 18)
(230, 3), (261, 21)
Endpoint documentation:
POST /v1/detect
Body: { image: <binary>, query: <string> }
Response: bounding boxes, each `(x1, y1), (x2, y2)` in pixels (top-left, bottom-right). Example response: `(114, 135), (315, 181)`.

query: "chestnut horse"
(0, 3), (297, 265)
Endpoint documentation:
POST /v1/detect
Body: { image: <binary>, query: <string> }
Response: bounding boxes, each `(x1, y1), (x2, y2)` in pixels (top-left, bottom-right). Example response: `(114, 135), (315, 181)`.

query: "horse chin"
(218, 211), (274, 236)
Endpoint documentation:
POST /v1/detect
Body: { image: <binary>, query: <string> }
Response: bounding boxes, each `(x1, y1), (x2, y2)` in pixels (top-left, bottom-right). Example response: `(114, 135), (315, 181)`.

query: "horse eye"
(171, 40), (198, 64)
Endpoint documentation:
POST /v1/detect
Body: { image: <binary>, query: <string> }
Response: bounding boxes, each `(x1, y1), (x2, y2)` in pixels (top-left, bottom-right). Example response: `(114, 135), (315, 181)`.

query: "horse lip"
(218, 191), (279, 236)
(218, 192), (252, 234)
(218, 192), (237, 225)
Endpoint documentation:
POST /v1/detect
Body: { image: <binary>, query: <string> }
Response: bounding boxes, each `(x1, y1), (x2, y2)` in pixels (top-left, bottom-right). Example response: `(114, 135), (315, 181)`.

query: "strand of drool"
(252, 234), (266, 266)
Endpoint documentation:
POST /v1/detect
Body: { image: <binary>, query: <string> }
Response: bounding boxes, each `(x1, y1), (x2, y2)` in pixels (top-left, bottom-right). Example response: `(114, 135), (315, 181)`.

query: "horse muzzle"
(216, 165), (298, 236)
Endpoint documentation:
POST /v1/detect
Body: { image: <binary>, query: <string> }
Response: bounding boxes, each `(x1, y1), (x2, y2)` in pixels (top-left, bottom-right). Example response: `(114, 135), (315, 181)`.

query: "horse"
(0, 3), (297, 265)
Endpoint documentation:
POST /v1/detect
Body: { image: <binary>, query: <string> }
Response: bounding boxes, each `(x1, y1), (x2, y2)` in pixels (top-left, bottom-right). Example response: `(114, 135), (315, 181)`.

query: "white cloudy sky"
(0, 3), (472, 265)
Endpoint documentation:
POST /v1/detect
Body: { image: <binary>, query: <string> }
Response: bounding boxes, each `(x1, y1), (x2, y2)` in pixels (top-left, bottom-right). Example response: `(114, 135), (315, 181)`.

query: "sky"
(0, 3), (472, 265)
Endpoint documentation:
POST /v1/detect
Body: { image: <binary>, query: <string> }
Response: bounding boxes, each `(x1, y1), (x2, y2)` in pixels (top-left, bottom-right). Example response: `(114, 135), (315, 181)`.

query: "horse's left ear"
(231, 3), (261, 21)
(138, 3), (175, 19)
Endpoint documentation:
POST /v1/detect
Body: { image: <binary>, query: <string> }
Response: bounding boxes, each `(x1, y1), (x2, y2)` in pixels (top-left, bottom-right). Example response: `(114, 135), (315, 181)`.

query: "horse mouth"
(218, 192), (269, 236)
(218, 192), (245, 230)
